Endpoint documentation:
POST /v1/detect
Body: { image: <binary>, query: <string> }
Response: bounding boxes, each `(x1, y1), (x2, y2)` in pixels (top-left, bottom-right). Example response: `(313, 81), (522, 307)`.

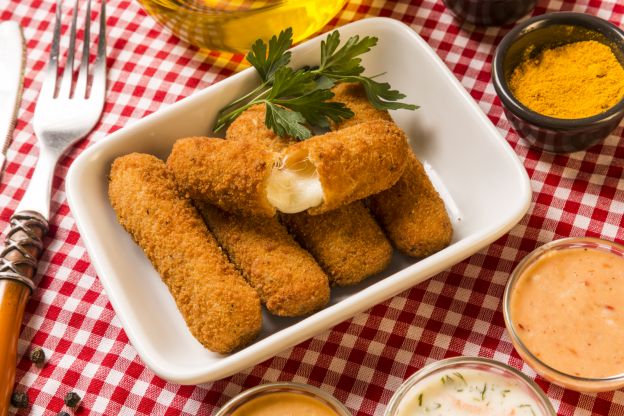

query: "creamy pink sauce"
(510, 247), (624, 378)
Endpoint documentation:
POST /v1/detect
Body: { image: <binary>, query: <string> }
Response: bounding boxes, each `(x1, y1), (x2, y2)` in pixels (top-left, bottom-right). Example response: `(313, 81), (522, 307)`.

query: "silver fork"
(0, 0), (106, 412)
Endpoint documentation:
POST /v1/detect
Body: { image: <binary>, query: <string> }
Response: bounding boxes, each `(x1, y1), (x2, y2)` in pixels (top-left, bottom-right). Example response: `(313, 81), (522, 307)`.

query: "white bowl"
(66, 17), (531, 384)
(385, 357), (555, 416)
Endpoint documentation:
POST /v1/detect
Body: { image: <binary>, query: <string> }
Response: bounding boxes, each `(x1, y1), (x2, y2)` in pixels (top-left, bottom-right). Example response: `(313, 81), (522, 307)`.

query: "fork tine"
(75, 0), (92, 99)
(58, 0), (80, 98)
(90, 0), (107, 103)
(40, 0), (62, 99)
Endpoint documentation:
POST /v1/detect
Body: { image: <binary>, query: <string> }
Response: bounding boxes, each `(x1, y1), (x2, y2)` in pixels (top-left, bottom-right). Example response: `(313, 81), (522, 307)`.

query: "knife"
(0, 22), (25, 174)
(0, 22), (26, 411)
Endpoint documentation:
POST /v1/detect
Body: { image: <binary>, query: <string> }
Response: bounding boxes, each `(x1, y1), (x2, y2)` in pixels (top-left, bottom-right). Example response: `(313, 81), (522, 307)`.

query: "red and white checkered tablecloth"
(3, 0), (624, 414)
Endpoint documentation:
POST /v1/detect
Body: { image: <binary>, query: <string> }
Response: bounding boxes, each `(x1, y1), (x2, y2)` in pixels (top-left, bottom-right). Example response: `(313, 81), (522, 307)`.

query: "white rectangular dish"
(66, 17), (531, 385)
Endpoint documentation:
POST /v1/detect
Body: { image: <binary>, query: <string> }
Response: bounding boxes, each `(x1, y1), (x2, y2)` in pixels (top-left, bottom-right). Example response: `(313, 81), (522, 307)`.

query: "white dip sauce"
(396, 368), (543, 416)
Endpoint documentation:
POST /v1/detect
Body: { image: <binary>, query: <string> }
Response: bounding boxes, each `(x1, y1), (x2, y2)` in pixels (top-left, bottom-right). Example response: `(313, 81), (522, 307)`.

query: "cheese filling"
(266, 153), (323, 214)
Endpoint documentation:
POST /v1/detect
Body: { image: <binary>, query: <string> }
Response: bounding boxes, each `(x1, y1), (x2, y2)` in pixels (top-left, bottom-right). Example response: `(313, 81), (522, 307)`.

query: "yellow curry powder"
(509, 40), (624, 119)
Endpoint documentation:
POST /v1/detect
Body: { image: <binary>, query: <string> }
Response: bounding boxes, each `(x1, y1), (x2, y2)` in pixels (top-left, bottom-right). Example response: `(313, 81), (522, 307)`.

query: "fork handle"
(0, 211), (48, 416)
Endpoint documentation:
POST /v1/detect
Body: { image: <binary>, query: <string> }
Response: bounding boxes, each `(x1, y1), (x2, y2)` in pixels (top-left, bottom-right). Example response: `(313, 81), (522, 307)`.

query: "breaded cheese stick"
(272, 120), (409, 215)
(108, 153), (262, 353)
(197, 203), (330, 316)
(330, 83), (453, 257)
(281, 204), (392, 286)
(171, 124), (407, 217)
(167, 137), (276, 217)
(227, 105), (393, 285)
(369, 153), (452, 257)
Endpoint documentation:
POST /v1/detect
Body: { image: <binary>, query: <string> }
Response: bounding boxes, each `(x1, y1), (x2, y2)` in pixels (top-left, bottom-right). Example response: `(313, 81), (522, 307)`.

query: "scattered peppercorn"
(64, 391), (81, 408)
(10, 391), (29, 408)
(29, 346), (46, 366)
(56, 412), (70, 416)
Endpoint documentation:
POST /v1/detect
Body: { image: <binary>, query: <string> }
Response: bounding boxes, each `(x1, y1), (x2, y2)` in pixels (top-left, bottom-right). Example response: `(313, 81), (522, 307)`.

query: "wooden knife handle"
(0, 211), (48, 416)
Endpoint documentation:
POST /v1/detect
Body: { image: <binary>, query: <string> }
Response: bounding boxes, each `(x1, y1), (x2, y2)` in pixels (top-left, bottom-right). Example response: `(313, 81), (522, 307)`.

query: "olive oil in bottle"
(137, 0), (348, 53)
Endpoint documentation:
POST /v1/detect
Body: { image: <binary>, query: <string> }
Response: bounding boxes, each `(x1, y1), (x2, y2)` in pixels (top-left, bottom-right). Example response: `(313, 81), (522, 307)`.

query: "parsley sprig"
(214, 28), (417, 139)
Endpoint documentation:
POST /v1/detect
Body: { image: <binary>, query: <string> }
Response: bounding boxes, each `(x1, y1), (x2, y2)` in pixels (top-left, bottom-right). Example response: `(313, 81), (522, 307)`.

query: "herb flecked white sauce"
(396, 368), (543, 415)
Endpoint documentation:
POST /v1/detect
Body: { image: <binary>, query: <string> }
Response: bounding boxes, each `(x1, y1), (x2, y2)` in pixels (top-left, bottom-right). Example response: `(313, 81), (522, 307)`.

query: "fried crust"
(167, 137), (276, 217)
(281, 203), (392, 286)
(226, 104), (296, 152)
(108, 153), (262, 353)
(369, 152), (452, 257)
(286, 120), (408, 215)
(197, 203), (330, 316)
(227, 105), (393, 286)
(331, 83), (453, 257)
(330, 83), (393, 128)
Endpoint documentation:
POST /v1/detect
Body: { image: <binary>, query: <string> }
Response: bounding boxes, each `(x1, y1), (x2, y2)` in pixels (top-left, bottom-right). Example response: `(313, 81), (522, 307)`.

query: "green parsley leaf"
(342, 75), (419, 111)
(319, 32), (377, 77)
(313, 30), (416, 111)
(246, 28), (293, 82)
(268, 67), (317, 100)
(265, 102), (311, 139)
(265, 67), (354, 134)
(314, 75), (336, 91)
(275, 91), (354, 129)
(215, 27), (417, 139)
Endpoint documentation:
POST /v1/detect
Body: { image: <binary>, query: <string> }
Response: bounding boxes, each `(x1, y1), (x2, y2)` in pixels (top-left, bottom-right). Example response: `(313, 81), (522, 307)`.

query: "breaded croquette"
(369, 153), (452, 257)
(281, 203), (393, 286)
(331, 83), (453, 257)
(227, 104), (393, 286)
(170, 123), (408, 217)
(330, 83), (393, 128)
(197, 202), (330, 316)
(226, 104), (296, 151)
(167, 137), (276, 217)
(108, 153), (262, 354)
(282, 120), (409, 215)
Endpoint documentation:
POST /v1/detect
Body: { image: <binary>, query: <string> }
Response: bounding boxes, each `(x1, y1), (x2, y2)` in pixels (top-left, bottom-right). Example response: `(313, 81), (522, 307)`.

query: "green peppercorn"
(64, 391), (81, 408)
(29, 346), (46, 367)
(10, 391), (29, 408)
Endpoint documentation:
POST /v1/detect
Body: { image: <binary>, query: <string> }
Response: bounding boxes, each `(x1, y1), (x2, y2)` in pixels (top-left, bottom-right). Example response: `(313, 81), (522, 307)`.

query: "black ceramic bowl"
(492, 12), (624, 153)
(443, 0), (536, 26)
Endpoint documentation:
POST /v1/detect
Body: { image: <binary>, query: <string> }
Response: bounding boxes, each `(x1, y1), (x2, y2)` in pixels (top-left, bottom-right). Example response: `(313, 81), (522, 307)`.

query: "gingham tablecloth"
(3, 0), (624, 414)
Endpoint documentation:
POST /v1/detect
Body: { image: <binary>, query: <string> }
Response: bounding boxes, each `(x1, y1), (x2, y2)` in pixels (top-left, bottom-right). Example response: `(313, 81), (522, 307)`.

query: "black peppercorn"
(29, 346), (46, 367)
(56, 412), (70, 416)
(64, 391), (81, 408)
(10, 391), (29, 408)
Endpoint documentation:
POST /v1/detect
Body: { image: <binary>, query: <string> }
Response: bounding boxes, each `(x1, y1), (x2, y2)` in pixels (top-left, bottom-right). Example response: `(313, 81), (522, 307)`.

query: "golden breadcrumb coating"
(286, 120), (408, 215)
(167, 137), (276, 217)
(330, 83), (393, 129)
(197, 203), (330, 316)
(226, 104), (394, 285)
(108, 153), (262, 354)
(369, 152), (452, 257)
(331, 83), (453, 257)
(226, 104), (296, 152)
(281, 202), (392, 286)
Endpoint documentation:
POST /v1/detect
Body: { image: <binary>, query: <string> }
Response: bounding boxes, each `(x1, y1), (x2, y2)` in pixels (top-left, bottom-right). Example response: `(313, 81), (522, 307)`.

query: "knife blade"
(0, 22), (26, 173)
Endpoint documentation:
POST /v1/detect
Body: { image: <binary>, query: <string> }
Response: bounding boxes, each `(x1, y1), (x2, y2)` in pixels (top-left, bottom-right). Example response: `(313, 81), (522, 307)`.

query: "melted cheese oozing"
(266, 153), (323, 213)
